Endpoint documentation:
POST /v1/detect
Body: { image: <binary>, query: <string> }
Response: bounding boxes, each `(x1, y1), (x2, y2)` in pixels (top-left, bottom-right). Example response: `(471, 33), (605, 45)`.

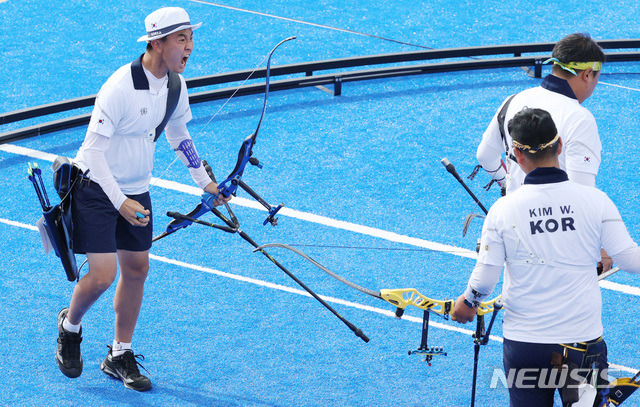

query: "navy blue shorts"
(503, 338), (608, 407)
(71, 179), (153, 253)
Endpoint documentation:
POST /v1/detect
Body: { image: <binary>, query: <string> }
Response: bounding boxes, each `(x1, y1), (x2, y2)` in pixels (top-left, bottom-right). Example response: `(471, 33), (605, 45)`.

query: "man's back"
(480, 169), (632, 342)
(477, 77), (601, 194)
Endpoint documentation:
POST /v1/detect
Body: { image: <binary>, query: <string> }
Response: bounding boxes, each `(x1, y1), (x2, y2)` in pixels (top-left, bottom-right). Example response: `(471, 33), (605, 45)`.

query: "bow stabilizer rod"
(470, 298), (503, 407)
(161, 207), (369, 343)
(441, 157), (488, 215)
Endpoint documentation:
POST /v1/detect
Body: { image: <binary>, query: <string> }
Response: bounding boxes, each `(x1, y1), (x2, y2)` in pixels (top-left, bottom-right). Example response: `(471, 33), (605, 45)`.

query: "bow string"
(154, 36), (296, 242)
(215, 36), (297, 200)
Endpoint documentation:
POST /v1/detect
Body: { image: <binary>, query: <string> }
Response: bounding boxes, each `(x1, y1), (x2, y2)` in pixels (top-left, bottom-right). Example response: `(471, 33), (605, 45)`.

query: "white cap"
(137, 7), (202, 42)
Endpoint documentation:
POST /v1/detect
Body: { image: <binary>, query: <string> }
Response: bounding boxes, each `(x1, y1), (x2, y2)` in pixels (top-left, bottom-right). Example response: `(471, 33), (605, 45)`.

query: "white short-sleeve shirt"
(75, 56), (192, 195)
(478, 75), (601, 194)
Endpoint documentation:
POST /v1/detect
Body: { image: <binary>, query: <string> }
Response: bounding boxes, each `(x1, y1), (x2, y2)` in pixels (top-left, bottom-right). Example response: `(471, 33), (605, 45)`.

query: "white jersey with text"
(475, 168), (635, 343)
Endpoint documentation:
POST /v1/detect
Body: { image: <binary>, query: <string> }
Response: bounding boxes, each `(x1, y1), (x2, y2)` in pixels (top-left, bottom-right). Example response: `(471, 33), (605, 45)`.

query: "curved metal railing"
(2, 39), (640, 144)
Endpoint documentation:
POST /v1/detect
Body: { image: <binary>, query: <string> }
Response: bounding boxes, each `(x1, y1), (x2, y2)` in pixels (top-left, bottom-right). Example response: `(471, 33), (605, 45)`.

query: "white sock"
(62, 317), (81, 334)
(112, 340), (132, 357)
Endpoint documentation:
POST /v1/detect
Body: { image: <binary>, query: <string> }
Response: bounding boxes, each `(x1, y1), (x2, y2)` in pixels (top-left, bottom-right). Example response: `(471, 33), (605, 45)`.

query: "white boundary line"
(0, 144), (640, 373)
(1, 143), (478, 259)
(4, 217), (638, 373)
(4, 142), (640, 295)
(5, 142), (640, 297)
(0, 144), (58, 161)
(599, 81), (640, 92)
(0, 218), (38, 231)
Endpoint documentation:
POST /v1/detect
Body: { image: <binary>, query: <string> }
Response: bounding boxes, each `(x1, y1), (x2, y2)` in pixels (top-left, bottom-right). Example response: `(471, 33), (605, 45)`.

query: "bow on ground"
(255, 243), (500, 317)
(254, 242), (502, 365)
(154, 173), (370, 343)
(153, 36), (296, 242)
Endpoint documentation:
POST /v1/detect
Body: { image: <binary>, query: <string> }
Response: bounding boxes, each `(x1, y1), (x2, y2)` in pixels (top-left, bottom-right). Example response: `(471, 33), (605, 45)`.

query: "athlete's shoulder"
(486, 191), (516, 218)
(102, 63), (133, 86)
(91, 67), (132, 120)
(555, 181), (612, 211)
(98, 64), (130, 90)
(513, 84), (559, 101)
(573, 181), (610, 199)
(574, 104), (596, 123)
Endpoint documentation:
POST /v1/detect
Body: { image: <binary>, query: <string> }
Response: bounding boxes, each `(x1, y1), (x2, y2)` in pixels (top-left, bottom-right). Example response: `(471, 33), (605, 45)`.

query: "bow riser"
(154, 37), (296, 241)
(476, 295), (502, 316)
(217, 134), (256, 198)
(380, 288), (502, 318)
(380, 288), (454, 317)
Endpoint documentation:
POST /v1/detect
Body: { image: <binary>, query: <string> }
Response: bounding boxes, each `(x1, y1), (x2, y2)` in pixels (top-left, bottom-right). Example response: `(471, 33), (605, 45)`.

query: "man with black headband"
(54, 7), (229, 391)
(453, 107), (640, 407)
(476, 32), (612, 271)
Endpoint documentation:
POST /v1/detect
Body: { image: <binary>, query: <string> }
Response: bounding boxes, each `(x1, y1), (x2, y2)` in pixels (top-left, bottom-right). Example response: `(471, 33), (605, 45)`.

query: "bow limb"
(256, 243), (505, 320)
(255, 243), (458, 319)
(215, 36), (297, 199)
(253, 36), (297, 140)
(254, 243), (382, 299)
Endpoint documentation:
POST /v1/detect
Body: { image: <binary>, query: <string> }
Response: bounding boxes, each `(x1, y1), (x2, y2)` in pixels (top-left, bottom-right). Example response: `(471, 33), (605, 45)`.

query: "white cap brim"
(137, 22), (202, 42)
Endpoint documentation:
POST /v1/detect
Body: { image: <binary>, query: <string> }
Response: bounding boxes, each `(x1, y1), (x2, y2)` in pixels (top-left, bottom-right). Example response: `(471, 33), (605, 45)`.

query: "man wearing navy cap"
(54, 7), (229, 391)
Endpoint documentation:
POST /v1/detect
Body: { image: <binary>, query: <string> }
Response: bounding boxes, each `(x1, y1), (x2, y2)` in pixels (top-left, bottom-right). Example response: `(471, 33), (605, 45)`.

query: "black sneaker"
(100, 346), (152, 392)
(55, 308), (83, 378)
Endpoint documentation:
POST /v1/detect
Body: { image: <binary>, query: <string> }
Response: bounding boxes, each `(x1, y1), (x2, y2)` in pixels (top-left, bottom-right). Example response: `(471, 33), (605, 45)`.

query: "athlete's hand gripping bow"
(153, 37), (295, 241)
